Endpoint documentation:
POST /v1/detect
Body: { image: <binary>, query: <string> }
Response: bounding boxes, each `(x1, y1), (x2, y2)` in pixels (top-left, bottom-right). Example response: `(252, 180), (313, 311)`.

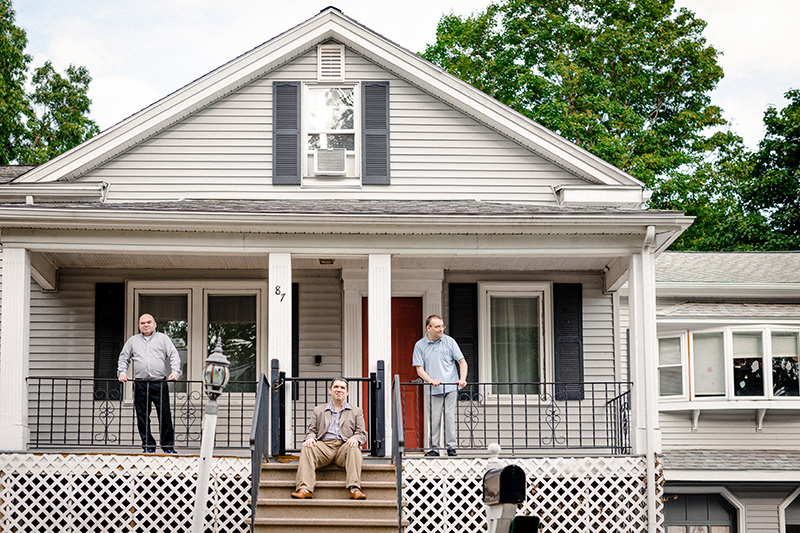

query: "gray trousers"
(429, 390), (457, 450)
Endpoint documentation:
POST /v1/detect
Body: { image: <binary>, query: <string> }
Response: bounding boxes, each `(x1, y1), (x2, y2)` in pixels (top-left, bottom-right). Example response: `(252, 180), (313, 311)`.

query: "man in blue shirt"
(412, 315), (467, 457)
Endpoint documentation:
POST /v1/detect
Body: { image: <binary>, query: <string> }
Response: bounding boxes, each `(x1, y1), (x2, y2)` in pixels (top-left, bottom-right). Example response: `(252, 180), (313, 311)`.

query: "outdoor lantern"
(203, 338), (230, 401)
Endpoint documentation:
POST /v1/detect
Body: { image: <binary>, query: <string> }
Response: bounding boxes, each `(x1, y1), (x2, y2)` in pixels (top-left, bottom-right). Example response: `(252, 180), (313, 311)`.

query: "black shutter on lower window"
(272, 81), (301, 185)
(361, 81), (390, 185)
(448, 283), (478, 399)
(553, 283), (584, 400)
(94, 283), (125, 400)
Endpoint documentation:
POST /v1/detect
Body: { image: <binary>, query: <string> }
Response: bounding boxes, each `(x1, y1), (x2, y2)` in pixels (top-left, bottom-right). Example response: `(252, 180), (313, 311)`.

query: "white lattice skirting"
(403, 455), (662, 533)
(0, 453), (250, 533)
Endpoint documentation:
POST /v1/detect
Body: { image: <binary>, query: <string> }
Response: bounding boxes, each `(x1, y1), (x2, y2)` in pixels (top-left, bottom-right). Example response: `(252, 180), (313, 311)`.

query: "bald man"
(118, 313), (182, 453)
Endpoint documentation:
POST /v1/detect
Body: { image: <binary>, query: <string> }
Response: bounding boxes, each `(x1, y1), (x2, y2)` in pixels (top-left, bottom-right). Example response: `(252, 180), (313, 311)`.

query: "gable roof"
(657, 251), (800, 284)
(13, 7), (643, 189)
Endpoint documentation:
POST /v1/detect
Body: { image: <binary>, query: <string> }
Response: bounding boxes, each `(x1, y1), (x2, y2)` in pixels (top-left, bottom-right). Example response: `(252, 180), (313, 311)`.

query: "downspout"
(642, 226), (658, 533)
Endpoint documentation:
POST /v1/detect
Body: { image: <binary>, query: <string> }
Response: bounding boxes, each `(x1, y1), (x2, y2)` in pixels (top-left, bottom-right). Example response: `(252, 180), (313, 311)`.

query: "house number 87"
(274, 285), (286, 302)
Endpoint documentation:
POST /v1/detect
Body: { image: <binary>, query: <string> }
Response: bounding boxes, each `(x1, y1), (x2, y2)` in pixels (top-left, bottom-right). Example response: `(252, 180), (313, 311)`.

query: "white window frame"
(126, 281), (267, 383)
(658, 333), (689, 400)
(662, 325), (800, 402)
(301, 82), (361, 187)
(478, 282), (553, 400)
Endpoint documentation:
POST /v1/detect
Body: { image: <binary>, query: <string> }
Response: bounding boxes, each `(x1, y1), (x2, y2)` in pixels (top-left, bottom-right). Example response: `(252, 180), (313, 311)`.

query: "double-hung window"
(478, 283), (553, 395)
(305, 85), (356, 179)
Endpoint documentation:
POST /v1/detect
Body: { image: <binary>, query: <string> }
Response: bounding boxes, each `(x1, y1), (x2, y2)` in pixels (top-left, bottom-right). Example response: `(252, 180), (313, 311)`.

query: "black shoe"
(447, 448), (457, 457)
(425, 450), (440, 457)
(163, 448), (177, 454)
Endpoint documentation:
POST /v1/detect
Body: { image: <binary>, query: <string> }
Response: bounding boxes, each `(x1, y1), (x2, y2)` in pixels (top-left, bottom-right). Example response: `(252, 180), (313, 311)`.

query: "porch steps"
(251, 461), (405, 532)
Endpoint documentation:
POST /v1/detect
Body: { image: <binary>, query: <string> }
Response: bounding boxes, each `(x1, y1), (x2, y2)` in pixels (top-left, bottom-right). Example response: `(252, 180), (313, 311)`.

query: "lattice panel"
(403, 456), (662, 533)
(0, 453), (250, 533)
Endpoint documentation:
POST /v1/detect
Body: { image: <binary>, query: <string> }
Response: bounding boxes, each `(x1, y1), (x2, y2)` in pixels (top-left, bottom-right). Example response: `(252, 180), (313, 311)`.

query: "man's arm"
(117, 338), (133, 382)
(415, 365), (441, 387)
(346, 407), (368, 447)
(303, 407), (322, 447)
(163, 335), (181, 381)
(457, 357), (468, 389)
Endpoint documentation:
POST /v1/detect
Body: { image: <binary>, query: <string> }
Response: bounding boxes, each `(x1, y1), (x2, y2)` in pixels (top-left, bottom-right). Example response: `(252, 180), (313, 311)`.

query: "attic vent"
(318, 44), (345, 81)
(314, 148), (347, 175)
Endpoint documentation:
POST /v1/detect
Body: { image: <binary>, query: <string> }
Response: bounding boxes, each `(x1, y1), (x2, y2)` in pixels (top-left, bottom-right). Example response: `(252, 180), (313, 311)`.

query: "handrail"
(248, 373), (270, 533)
(392, 374), (405, 533)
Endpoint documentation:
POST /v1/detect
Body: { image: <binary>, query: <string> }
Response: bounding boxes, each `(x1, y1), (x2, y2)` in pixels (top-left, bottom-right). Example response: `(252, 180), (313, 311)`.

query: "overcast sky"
(13, 0), (800, 150)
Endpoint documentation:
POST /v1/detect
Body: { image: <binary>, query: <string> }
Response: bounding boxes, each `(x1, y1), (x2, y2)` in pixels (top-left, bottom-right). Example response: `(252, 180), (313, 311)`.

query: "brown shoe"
(291, 488), (313, 499)
(349, 488), (367, 500)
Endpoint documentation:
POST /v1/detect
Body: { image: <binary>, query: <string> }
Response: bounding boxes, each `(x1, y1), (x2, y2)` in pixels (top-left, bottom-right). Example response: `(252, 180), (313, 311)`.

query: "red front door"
(362, 297), (424, 449)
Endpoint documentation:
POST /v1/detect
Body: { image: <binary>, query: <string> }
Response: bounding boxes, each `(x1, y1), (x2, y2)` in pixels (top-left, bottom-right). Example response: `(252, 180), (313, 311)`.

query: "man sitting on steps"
(291, 377), (368, 500)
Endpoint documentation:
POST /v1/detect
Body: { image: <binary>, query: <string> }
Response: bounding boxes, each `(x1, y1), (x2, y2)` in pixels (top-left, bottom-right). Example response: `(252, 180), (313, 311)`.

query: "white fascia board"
(555, 185), (646, 208)
(0, 182), (107, 202)
(16, 9), (642, 189)
(664, 469), (800, 483)
(655, 282), (800, 299)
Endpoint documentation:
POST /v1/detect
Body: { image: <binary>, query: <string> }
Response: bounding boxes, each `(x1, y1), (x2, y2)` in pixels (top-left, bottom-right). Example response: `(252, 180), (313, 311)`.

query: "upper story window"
(304, 85), (358, 183)
(658, 326), (800, 400)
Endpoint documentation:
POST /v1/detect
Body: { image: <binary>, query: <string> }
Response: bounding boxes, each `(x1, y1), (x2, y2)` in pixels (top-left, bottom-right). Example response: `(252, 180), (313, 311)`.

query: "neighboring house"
(643, 252), (800, 533)
(0, 7), (694, 533)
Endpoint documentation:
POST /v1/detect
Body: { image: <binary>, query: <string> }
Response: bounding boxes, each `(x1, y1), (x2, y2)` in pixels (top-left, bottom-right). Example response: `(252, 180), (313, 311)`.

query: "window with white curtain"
(479, 283), (551, 395)
(658, 337), (684, 397)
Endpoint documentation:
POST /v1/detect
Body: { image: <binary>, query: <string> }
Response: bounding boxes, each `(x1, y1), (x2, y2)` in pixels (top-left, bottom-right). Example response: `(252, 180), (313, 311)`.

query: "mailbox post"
(483, 443), (539, 533)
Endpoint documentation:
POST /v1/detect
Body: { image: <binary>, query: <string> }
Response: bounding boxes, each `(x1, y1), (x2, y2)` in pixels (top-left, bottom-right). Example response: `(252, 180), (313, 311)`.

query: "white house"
(0, 7), (695, 532)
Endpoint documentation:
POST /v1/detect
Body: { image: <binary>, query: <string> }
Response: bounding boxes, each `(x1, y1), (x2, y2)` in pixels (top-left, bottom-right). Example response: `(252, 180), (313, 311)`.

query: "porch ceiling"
(38, 251), (617, 273)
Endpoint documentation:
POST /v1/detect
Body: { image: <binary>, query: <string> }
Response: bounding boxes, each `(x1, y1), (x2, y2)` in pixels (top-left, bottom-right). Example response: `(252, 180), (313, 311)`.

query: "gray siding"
(81, 48), (585, 203)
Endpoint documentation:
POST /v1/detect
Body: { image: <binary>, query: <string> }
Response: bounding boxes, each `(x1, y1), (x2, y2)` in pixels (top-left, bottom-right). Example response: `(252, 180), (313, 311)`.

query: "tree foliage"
(422, 0), (727, 184)
(0, 0), (99, 165)
(742, 89), (800, 249)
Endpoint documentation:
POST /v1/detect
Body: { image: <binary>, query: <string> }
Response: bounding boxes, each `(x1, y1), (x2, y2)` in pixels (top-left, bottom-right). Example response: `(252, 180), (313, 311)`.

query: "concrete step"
(256, 497), (400, 520)
(251, 517), (400, 533)
(261, 462), (396, 483)
(259, 479), (398, 500)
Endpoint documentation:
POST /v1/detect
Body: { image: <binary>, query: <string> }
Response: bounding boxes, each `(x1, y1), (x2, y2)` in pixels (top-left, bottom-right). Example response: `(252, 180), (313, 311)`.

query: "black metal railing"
(395, 380), (632, 454)
(249, 373), (270, 533)
(28, 377), (257, 449)
(269, 359), (386, 456)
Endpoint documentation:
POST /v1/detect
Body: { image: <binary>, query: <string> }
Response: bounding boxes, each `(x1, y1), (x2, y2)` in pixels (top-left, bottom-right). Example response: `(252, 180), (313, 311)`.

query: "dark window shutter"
(553, 283), (584, 400)
(448, 283), (478, 399)
(272, 81), (301, 185)
(94, 283), (124, 400)
(361, 81), (390, 185)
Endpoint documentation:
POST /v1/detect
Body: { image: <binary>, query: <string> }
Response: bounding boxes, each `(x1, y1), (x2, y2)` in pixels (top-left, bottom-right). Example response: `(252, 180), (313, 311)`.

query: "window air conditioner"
(314, 148), (347, 175)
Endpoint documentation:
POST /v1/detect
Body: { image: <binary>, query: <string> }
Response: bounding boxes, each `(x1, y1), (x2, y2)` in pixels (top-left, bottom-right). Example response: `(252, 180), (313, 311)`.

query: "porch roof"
(662, 449), (800, 482)
(0, 198), (678, 217)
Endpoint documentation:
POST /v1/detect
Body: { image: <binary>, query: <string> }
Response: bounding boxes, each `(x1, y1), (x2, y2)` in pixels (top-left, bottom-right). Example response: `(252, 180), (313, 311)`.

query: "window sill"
(659, 399), (800, 431)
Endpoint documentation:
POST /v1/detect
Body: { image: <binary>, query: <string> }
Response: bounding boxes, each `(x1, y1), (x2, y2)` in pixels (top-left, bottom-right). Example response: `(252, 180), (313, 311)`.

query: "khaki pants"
(296, 439), (362, 492)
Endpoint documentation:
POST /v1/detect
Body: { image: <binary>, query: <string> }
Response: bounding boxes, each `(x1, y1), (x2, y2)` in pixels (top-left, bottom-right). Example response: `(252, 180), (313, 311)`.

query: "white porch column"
(627, 227), (660, 533)
(268, 253), (293, 448)
(368, 254), (391, 454)
(0, 247), (32, 451)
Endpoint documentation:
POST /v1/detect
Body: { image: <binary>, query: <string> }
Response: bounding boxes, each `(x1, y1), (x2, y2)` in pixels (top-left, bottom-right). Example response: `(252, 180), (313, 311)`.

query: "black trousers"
(133, 381), (175, 450)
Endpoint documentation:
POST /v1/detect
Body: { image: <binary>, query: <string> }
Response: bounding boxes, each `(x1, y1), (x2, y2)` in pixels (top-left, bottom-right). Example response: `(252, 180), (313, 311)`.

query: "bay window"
(658, 326), (800, 400)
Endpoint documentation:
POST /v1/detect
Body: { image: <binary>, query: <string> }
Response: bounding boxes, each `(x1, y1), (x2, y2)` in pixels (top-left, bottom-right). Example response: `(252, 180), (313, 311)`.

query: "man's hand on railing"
(118, 374), (128, 383)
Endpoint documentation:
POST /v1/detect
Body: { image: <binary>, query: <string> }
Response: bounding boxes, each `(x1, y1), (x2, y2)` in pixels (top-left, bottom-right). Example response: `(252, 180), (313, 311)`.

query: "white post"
(0, 247), (32, 451)
(368, 254), (391, 455)
(628, 226), (660, 533)
(268, 253), (293, 448)
(192, 400), (219, 533)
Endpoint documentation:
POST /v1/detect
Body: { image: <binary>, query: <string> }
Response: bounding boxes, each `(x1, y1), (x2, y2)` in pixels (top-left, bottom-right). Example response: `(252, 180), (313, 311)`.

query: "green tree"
(0, 0), (31, 164)
(19, 61), (100, 164)
(0, 0), (99, 165)
(743, 89), (800, 249)
(422, 0), (727, 185)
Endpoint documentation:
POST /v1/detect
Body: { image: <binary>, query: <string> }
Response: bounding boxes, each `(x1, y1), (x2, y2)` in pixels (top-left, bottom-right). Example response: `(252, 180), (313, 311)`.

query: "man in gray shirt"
(118, 313), (181, 453)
